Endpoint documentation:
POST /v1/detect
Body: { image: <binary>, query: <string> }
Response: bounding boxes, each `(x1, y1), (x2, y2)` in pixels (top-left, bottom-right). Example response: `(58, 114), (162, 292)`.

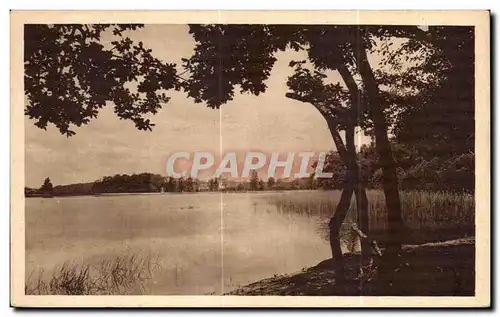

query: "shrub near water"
(25, 253), (161, 295)
(270, 190), (474, 244)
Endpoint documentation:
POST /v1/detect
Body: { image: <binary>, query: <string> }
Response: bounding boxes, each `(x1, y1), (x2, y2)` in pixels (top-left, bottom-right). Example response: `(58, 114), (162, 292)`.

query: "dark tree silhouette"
(40, 177), (53, 193)
(249, 170), (259, 191)
(258, 179), (266, 191)
(177, 177), (185, 192)
(375, 26), (475, 167)
(208, 177), (219, 191)
(285, 61), (371, 261)
(24, 24), (180, 136)
(267, 177), (276, 189)
(166, 176), (177, 192)
(185, 176), (195, 192)
(91, 173), (168, 193)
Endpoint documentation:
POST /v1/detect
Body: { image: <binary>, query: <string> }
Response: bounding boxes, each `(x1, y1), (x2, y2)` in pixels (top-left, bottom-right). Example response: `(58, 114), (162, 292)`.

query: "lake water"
(26, 191), (348, 295)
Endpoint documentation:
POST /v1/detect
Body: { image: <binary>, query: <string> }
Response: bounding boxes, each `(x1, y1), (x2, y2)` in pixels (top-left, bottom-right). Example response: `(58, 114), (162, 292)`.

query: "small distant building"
(218, 178), (227, 191)
(197, 182), (210, 191)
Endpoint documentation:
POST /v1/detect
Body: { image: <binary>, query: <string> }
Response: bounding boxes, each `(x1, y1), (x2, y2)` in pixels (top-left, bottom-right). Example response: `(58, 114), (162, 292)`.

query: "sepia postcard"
(11, 10), (490, 308)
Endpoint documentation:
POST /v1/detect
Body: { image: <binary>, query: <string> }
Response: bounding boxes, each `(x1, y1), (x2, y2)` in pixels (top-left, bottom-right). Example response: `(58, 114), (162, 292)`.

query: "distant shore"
(24, 189), (317, 198)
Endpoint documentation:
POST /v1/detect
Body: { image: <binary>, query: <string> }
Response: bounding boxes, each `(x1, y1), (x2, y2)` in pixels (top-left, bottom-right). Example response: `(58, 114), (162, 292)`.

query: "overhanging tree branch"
(285, 92), (349, 164)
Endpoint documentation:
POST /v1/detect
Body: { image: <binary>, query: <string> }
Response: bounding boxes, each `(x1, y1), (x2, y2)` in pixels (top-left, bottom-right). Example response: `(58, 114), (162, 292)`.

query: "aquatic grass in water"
(269, 190), (474, 244)
(25, 253), (161, 295)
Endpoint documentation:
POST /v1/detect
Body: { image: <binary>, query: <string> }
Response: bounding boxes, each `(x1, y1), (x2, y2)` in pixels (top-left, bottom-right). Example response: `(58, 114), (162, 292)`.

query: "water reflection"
(251, 193), (362, 254)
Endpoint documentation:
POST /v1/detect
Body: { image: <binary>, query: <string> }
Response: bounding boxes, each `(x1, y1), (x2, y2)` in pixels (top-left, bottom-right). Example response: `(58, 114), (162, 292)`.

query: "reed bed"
(25, 253), (161, 295)
(269, 190), (474, 243)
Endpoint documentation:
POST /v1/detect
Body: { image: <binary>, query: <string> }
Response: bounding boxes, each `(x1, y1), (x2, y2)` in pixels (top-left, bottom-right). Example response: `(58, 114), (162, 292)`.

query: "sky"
(25, 24), (374, 187)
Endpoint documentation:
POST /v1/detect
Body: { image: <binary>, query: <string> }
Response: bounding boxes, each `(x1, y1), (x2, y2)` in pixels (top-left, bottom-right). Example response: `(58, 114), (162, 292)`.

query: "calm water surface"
(26, 192), (353, 295)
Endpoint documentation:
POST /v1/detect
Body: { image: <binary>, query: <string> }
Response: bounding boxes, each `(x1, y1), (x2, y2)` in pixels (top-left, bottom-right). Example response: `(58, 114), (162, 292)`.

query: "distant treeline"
(25, 178), (94, 197)
(26, 137), (473, 197)
(318, 140), (474, 193)
(24, 172), (321, 197)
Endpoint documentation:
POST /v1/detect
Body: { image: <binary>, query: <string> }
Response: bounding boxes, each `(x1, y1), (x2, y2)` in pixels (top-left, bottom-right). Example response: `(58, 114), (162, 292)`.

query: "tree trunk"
(325, 119), (351, 245)
(328, 185), (353, 283)
(356, 39), (404, 255)
(345, 124), (371, 260)
(285, 92), (369, 271)
(355, 186), (370, 257)
(323, 118), (355, 285)
(337, 62), (371, 260)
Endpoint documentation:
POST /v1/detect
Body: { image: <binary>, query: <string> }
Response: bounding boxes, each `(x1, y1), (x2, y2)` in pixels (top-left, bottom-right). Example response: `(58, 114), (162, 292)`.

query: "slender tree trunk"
(328, 185), (353, 283)
(345, 124), (371, 260)
(285, 92), (368, 271)
(337, 62), (371, 260)
(326, 118), (373, 263)
(356, 39), (404, 255)
(325, 118), (351, 257)
(355, 187), (370, 257)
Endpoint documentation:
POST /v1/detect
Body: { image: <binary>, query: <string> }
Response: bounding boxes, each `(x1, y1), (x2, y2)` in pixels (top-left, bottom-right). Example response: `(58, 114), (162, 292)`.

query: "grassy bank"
(25, 253), (161, 295)
(228, 237), (475, 296)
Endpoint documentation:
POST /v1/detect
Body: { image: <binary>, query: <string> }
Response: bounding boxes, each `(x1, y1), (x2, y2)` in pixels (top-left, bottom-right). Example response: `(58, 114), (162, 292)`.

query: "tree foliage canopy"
(374, 26), (475, 157)
(25, 24), (180, 136)
(25, 24), (472, 143)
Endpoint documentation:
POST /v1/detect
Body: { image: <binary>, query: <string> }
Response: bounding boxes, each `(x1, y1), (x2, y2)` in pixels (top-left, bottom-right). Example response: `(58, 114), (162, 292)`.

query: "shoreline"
(227, 237), (475, 296)
(23, 189), (342, 198)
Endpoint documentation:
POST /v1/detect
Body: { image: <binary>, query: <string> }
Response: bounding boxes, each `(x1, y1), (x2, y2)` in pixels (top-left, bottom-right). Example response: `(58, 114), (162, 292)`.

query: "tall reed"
(25, 253), (161, 295)
(269, 190), (474, 243)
